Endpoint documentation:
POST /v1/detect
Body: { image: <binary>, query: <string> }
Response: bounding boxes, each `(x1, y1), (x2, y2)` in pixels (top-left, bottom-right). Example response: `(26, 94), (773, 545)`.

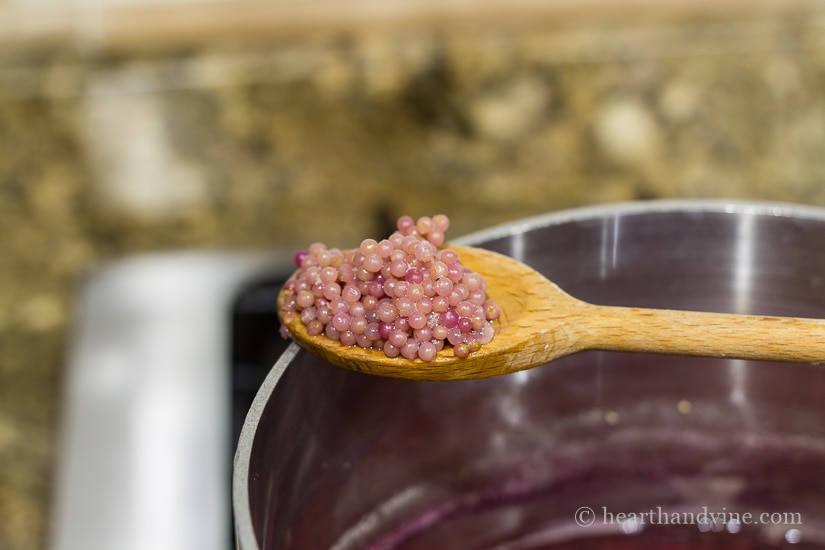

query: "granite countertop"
(3, 3), (825, 548)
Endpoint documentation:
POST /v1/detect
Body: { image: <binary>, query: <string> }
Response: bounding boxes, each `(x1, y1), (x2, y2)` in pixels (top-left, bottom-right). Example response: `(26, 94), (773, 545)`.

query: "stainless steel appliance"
(51, 251), (295, 550)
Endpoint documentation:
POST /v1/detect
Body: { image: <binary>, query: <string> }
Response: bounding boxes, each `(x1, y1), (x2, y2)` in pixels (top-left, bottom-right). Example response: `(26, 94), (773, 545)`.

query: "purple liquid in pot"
(252, 353), (825, 549)
(317, 384), (825, 550)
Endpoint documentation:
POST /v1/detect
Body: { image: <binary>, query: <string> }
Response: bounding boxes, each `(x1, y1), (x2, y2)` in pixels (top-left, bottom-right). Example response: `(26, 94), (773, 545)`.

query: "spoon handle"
(579, 305), (825, 364)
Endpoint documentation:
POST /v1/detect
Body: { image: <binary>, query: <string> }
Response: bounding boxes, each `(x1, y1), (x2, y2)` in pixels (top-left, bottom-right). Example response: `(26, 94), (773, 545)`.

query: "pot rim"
(232, 197), (825, 550)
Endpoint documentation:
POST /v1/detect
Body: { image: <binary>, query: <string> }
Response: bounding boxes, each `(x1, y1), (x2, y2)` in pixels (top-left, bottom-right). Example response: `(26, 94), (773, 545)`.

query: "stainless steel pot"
(234, 200), (825, 549)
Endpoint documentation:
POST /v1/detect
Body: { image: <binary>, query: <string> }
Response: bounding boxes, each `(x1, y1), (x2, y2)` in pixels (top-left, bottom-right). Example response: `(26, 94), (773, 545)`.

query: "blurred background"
(2, 0), (825, 548)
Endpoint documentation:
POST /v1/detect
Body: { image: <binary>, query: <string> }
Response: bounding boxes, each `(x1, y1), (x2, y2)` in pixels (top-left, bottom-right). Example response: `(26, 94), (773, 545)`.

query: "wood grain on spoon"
(278, 245), (825, 381)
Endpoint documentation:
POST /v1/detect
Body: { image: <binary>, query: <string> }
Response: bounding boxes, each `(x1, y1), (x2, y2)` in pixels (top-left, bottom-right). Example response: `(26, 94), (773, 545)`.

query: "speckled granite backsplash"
(3, 3), (825, 548)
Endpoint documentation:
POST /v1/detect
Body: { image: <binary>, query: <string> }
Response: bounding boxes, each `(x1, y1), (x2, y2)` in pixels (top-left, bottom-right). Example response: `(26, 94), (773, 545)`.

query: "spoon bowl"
(278, 244), (825, 381)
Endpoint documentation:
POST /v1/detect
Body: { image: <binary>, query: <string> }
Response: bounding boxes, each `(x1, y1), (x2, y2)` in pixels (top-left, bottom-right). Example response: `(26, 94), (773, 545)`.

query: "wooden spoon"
(277, 245), (825, 381)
